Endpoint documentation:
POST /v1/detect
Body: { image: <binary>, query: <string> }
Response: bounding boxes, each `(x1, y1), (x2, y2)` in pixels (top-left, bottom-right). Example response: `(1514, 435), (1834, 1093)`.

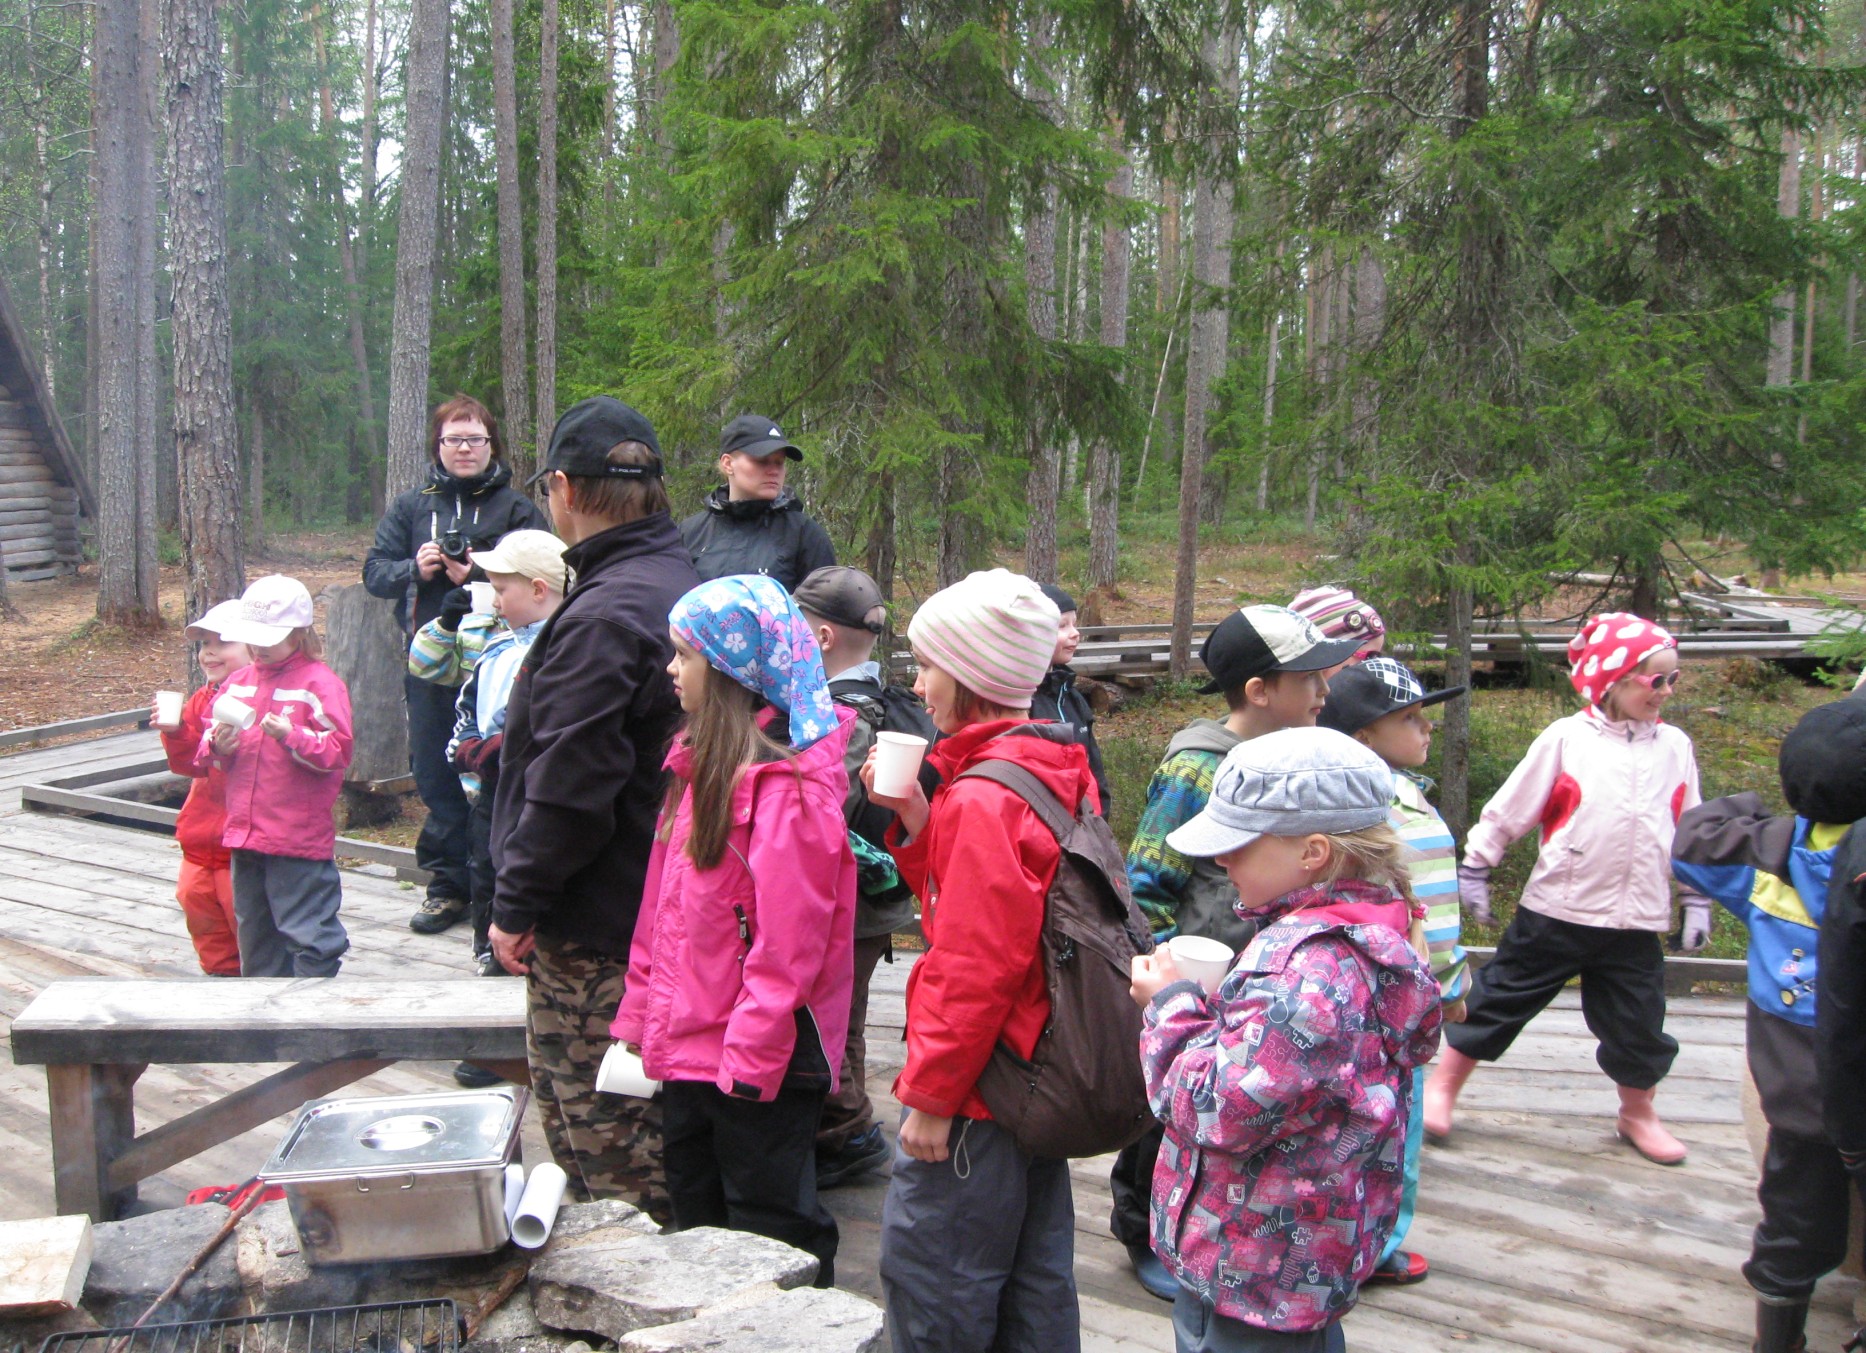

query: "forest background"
(6, 0), (1866, 839)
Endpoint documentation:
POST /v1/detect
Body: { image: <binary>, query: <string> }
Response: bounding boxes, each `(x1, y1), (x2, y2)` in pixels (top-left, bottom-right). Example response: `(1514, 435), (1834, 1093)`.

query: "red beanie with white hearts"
(1568, 612), (1676, 707)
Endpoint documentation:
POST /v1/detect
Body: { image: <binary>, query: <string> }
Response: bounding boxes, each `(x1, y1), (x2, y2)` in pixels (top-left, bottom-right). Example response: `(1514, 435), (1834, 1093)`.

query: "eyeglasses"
(440, 435), (491, 450)
(1628, 670), (1683, 691)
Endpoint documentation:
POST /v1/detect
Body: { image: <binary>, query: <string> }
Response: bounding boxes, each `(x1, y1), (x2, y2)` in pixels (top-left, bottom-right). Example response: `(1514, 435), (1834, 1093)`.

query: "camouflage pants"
(526, 933), (669, 1221)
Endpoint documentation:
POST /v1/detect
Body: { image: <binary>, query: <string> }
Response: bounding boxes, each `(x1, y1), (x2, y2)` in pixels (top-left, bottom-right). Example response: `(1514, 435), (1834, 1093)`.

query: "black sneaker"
(409, 895), (468, 934)
(453, 1061), (504, 1089)
(815, 1125), (890, 1189)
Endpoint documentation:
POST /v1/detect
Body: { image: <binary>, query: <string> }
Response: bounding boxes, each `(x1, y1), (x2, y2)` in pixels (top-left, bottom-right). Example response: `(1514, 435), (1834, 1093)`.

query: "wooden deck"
(1, 732), (1861, 1350)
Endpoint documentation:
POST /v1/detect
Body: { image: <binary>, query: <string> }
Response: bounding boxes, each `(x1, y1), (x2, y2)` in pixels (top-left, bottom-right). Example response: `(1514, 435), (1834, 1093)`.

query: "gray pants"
(231, 852), (348, 977)
(1173, 1291), (1345, 1353)
(880, 1115), (1079, 1353)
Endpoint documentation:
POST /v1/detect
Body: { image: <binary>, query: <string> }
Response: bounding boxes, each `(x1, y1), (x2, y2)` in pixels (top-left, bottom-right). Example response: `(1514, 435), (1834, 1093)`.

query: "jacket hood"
(425, 458), (514, 497)
(1166, 717), (1242, 758)
(702, 486), (803, 521)
(927, 718), (1097, 812)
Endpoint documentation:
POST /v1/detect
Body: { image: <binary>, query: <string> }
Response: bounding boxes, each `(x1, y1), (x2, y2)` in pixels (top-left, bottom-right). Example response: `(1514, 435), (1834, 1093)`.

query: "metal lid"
(261, 1087), (526, 1181)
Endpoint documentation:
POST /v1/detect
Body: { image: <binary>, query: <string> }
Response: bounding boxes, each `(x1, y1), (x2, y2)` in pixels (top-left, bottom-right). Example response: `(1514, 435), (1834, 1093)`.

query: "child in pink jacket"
(205, 576), (355, 977)
(1424, 613), (1710, 1164)
(612, 574), (855, 1288)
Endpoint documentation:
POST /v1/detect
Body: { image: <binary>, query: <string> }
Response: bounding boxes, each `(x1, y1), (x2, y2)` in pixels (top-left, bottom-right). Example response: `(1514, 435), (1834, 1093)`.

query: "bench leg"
(46, 1062), (146, 1221)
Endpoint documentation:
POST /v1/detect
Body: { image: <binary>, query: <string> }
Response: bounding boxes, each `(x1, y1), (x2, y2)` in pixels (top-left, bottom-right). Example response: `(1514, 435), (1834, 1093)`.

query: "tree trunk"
(1440, 578), (1474, 839)
(383, 0), (448, 497)
(165, 0), (245, 633)
(94, 0), (161, 627)
(490, 0), (531, 472)
(1350, 245), (1384, 465)
(1170, 21), (1241, 678)
(31, 0), (57, 411)
(651, 1), (678, 160)
(248, 405), (265, 548)
(1021, 9), (1060, 584)
(1766, 126), (1800, 389)
(1087, 129), (1132, 592)
(534, 0), (560, 455)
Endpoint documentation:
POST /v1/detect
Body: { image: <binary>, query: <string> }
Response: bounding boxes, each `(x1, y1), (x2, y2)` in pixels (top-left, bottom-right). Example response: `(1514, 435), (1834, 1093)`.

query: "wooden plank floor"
(0, 737), (1858, 1349)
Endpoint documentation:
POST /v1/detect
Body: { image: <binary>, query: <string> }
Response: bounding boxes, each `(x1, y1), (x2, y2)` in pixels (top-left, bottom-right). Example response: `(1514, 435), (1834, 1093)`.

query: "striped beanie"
(908, 569), (1060, 708)
(1289, 586), (1385, 647)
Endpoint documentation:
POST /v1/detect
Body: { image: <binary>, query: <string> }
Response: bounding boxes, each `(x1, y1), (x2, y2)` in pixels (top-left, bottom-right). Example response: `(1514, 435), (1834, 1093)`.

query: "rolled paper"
(502, 1162), (526, 1234)
(510, 1163), (568, 1249)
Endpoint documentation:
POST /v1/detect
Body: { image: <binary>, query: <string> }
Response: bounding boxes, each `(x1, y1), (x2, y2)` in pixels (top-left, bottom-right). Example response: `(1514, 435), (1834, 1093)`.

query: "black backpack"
(829, 675), (940, 845)
(957, 731), (1156, 1159)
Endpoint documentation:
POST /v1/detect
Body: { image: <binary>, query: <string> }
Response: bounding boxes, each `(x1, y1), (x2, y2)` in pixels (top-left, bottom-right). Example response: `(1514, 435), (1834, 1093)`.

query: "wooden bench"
(9, 978), (529, 1221)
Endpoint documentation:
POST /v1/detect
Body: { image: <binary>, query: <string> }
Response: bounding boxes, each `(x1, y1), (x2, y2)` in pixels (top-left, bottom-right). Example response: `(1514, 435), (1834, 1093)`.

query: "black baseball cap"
(530, 397), (663, 485)
(721, 413), (803, 462)
(794, 565), (887, 634)
(1318, 658), (1466, 736)
(1198, 604), (1362, 694)
(1779, 692), (1866, 824)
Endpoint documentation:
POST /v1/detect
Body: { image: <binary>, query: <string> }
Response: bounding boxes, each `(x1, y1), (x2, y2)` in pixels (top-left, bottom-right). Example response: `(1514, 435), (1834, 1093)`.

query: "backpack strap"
(956, 759), (1078, 843)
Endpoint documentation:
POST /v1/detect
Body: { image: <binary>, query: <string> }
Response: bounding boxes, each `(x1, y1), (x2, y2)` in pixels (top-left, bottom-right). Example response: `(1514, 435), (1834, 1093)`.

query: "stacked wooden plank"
(0, 384), (81, 579)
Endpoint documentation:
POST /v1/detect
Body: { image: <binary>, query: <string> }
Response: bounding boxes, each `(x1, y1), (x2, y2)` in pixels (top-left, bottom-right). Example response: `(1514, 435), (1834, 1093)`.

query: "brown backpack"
(957, 738), (1157, 1159)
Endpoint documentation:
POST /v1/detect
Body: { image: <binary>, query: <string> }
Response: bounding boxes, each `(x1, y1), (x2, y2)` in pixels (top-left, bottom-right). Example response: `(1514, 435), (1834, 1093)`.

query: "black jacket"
(1030, 663), (1111, 816)
(488, 513), (701, 959)
(679, 487), (835, 591)
(363, 461), (550, 635)
(1820, 823), (1866, 1158)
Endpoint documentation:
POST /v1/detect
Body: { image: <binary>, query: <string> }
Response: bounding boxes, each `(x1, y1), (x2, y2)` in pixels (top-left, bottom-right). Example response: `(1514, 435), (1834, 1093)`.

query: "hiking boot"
(1615, 1085), (1687, 1165)
(816, 1125), (890, 1189)
(409, 894), (468, 935)
(1752, 1296), (1808, 1353)
(453, 1061), (503, 1089)
(1126, 1241), (1180, 1302)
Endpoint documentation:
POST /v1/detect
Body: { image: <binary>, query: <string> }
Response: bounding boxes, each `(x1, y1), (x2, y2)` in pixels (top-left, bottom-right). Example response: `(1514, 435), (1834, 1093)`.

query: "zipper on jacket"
(733, 903), (752, 951)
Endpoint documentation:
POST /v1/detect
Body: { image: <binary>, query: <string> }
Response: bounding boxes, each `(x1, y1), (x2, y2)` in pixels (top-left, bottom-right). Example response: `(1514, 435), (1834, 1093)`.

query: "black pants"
(405, 674), (471, 902)
(1743, 1128), (1854, 1300)
(468, 790), (495, 957)
(1446, 907), (1678, 1089)
(661, 1079), (838, 1288)
(1109, 1121), (1163, 1251)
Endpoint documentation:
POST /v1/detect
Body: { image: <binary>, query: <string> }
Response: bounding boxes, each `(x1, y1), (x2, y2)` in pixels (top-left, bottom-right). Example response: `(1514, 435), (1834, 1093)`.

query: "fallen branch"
(110, 1181), (270, 1351)
(461, 1261), (531, 1343)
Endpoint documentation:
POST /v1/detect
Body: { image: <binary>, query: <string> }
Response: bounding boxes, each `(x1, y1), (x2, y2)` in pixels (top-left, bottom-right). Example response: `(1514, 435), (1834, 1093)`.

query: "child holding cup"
(156, 601), (251, 975)
(202, 575), (354, 977)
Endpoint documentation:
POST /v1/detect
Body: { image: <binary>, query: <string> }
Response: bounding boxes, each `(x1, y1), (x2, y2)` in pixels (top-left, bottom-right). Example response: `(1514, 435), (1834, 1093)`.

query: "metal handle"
(354, 1174), (417, 1192)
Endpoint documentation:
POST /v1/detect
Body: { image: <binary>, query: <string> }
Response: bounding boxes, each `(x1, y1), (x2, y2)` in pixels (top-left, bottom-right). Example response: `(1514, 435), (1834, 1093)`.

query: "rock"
(235, 1201), (369, 1313)
(530, 1229), (817, 1341)
(619, 1288), (884, 1353)
(547, 1200), (660, 1248)
(83, 1204), (243, 1327)
(0, 1303), (97, 1353)
(470, 1283), (545, 1342)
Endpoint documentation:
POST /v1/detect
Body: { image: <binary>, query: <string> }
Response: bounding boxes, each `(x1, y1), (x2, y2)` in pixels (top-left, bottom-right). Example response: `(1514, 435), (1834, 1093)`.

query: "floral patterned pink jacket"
(1140, 880), (1443, 1332)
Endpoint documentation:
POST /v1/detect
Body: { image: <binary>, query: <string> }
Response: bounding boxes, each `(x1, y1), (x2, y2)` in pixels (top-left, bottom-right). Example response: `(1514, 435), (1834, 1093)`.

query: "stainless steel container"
(260, 1086), (528, 1265)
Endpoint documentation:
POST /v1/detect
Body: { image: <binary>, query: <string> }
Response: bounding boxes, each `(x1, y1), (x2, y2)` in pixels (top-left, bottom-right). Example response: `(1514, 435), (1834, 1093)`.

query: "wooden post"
(47, 1062), (144, 1220)
(323, 583), (411, 788)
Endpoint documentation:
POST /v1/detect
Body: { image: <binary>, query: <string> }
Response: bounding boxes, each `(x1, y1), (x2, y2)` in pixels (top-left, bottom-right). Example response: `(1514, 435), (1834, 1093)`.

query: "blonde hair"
(1302, 822), (1428, 959)
(663, 654), (798, 871)
(274, 626), (322, 659)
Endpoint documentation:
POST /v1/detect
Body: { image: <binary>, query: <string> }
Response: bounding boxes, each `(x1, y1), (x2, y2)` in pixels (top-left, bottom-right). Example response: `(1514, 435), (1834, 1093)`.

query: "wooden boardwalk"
(0, 732), (1861, 1350)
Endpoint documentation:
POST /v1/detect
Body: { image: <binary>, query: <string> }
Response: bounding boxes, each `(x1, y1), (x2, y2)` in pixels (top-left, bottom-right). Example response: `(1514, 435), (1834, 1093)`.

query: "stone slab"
(619, 1287), (885, 1352)
(546, 1200), (660, 1248)
(530, 1228), (817, 1340)
(234, 1201), (369, 1313)
(82, 1204), (242, 1326)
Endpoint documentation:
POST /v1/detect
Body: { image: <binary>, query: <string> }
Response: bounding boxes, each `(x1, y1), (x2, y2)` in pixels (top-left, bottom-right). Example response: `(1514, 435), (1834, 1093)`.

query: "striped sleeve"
(1391, 781), (1468, 1003)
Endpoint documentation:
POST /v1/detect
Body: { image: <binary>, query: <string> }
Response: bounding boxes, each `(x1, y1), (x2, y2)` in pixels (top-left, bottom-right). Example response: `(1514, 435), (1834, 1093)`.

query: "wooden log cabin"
(0, 275), (91, 580)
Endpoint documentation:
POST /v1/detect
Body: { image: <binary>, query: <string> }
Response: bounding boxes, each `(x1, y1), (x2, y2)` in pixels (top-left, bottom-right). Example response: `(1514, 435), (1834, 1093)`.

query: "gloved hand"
(1678, 894), (1713, 953)
(439, 586), (474, 632)
(1457, 863), (1493, 926)
(460, 732), (503, 776)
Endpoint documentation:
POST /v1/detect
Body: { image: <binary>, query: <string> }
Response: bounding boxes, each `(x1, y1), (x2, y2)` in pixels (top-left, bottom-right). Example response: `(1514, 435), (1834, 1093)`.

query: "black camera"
(438, 529), (479, 562)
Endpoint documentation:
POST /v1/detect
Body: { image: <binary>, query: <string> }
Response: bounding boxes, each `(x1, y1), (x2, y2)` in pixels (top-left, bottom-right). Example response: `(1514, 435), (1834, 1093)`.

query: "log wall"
(0, 387), (82, 579)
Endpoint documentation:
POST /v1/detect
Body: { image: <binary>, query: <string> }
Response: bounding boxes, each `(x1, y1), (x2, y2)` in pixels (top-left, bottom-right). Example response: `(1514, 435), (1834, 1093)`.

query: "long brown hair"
(666, 657), (798, 870)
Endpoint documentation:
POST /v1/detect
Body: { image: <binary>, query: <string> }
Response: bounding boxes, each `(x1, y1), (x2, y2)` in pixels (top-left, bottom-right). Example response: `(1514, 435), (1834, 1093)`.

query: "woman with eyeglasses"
(364, 395), (551, 946)
(1423, 613), (1712, 1167)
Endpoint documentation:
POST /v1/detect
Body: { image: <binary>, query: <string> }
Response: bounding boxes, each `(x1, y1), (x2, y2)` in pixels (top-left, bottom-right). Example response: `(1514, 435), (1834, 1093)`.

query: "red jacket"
(202, 650), (353, 859)
(159, 681), (231, 868)
(888, 719), (1099, 1121)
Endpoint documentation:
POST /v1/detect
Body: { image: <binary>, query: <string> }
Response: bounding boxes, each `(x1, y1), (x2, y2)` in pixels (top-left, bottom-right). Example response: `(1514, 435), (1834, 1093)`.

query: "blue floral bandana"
(670, 574), (838, 749)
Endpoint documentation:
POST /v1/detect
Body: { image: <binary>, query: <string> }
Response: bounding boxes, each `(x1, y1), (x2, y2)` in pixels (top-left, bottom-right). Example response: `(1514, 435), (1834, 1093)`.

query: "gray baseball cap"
(1166, 727), (1394, 859)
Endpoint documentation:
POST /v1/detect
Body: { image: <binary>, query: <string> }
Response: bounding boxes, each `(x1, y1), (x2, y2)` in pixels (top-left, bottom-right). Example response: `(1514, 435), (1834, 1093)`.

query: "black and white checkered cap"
(1317, 656), (1467, 737)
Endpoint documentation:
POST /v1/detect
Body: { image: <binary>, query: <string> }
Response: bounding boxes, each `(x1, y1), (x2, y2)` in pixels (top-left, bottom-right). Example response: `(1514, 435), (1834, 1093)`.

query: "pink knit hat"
(908, 569), (1060, 708)
(1289, 586), (1385, 650)
(1568, 612), (1676, 707)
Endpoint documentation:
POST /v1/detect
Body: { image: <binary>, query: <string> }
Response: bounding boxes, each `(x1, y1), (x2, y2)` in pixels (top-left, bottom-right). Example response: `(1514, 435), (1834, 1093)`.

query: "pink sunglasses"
(1626, 670), (1683, 691)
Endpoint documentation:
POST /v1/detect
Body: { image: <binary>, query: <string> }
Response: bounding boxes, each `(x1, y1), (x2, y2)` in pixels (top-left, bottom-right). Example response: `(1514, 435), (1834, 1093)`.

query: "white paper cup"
(153, 690), (184, 729)
(510, 1163), (567, 1249)
(210, 694), (256, 730)
(596, 1043), (661, 1099)
(871, 731), (929, 799)
(1165, 935), (1235, 994)
(468, 581), (497, 615)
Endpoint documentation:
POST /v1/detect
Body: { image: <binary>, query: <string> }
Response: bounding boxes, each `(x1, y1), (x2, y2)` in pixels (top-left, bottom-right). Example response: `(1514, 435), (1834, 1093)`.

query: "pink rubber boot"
(1615, 1085), (1687, 1165)
(1423, 1048), (1478, 1140)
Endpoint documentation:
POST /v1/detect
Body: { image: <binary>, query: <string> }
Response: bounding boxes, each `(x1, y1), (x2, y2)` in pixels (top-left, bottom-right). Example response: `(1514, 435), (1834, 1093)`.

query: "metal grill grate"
(38, 1300), (460, 1353)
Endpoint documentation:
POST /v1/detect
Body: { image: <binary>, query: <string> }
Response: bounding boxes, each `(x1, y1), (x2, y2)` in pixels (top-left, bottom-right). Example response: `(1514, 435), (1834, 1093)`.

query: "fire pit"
(37, 1300), (458, 1353)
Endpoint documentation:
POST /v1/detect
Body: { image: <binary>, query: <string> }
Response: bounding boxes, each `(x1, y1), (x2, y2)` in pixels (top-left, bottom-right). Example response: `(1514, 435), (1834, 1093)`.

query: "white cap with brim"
(469, 529), (568, 594)
(215, 575), (315, 648)
(184, 599), (249, 642)
(1165, 727), (1395, 859)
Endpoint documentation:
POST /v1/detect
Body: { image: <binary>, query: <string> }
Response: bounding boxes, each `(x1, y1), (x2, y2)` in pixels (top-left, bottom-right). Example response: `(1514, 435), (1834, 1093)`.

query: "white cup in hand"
(871, 732), (929, 799)
(1164, 935), (1235, 994)
(211, 694), (256, 730)
(153, 690), (184, 729)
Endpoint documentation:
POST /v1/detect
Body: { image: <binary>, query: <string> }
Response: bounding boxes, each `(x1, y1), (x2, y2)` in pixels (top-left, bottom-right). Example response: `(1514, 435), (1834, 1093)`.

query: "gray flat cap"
(1167, 727), (1394, 859)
